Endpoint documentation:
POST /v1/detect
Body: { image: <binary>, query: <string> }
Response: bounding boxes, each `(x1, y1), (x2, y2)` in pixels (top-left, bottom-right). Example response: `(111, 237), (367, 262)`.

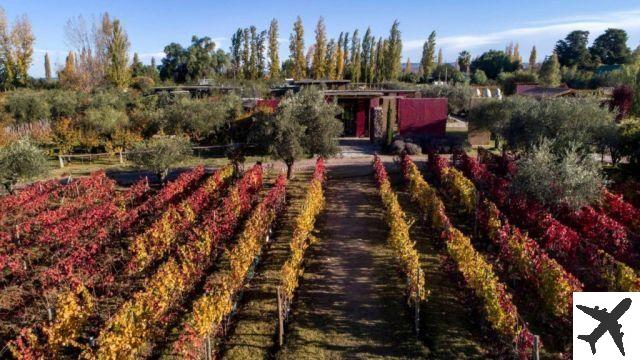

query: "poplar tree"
(268, 19), (280, 79)
(514, 43), (522, 63)
(384, 20), (402, 80)
(437, 48), (443, 66)
(249, 26), (259, 79)
(326, 39), (337, 79)
(336, 32), (345, 79)
(230, 28), (243, 78)
(421, 31), (436, 81)
(130, 52), (144, 77)
(257, 30), (267, 78)
(289, 16), (306, 79)
(350, 29), (361, 82)
(44, 53), (51, 80)
(105, 19), (131, 89)
(58, 51), (77, 88)
(311, 17), (327, 79)
(361, 27), (374, 83)
(342, 31), (349, 74)
(539, 53), (561, 86)
(404, 57), (412, 74)
(374, 38), (385, 82)
(242, 28), (250, 78)
(529, 45), (537, 71)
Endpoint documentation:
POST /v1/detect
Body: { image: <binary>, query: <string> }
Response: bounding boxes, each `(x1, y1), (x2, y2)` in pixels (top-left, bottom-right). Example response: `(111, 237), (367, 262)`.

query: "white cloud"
(404, 8), (640, 52)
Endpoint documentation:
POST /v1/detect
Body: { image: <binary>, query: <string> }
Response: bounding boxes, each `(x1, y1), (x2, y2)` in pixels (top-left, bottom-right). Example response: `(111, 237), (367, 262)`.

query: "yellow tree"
(105, 19), (131, 89)
(268, 19), (280, 79)
(289, 16), (306, 79)
(311, 17), (327, 79)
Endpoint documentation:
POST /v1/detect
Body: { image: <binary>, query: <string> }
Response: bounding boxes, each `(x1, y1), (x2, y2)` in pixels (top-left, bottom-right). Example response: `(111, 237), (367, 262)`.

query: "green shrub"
(513, 139), (604, 210)
(5, 90), (51, 124)
(420, 84), (474, 114)
(0, 139), (49, 194)
(82, 107), (129, 136)
(129, 136), (191, 182)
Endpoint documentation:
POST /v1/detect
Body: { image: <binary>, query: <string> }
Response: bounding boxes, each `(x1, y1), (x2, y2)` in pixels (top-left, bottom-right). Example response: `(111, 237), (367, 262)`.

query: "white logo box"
(573, 292), (640, 359)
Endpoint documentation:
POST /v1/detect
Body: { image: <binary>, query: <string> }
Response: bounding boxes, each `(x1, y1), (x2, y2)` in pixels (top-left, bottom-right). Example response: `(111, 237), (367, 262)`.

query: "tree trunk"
(3, 182), (15, 195)
(286, 161), (294, 179)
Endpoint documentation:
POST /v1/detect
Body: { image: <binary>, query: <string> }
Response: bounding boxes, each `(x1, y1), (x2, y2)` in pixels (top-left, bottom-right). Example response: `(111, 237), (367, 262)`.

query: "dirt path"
(277, 163), (429, 360)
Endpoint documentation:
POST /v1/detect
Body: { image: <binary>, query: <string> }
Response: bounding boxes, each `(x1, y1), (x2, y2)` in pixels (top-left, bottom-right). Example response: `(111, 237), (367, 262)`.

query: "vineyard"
(1, 153), (639, 359)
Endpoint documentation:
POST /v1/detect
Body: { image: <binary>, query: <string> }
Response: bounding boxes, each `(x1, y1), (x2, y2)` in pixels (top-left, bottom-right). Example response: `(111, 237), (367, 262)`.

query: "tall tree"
(554, 30), (591, 68)
(289, 16), (306, 79)
(0, 10), (34, 88)
(58, 51), (77, 88)
(505, 42), (514, 58)
(513, 43), (521, 63)
(242, 28), (250, 78)
(529, 45), (537, 71)
(349, 29), (361, 82)
(457, 50), (471, 74)
(384, 20), (402, 81)
(590, 28), (631, 65)
(268, 19), (280, 79)
(437, 48), (443, 66)
(130, 52), (144, 77)
(539, 53), (561, 86)
(336, 32), (345, 79)
(64, 13), (112, 91)
(361, 27), (374, 83)
(421, 31), (436, 81)
(249, 26), (259, 79)
(105, 19), (130, 89)
(374, 37), (385, 83)
(470, 50), (519, 79)
(342, 31), (350, 74)
(404, 57), (412, 74)
(44, 52), (51, 80)
(10, 15), (34, 87)
(256, 30), (267, 78)
(311, 17), (327, 79)
(230, 28), (243, 78)
(326, 39), (337, 79)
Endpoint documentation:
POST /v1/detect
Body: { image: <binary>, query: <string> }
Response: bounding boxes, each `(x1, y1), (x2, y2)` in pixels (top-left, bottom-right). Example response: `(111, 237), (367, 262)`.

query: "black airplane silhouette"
(577, 298), (632, 356)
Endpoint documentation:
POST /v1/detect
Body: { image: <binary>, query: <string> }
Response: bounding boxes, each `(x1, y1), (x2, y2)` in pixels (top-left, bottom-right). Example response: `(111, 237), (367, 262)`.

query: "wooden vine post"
(414, 269), (420, 336)
(533, 335), (540, 360)
(277, 286), (284, 347)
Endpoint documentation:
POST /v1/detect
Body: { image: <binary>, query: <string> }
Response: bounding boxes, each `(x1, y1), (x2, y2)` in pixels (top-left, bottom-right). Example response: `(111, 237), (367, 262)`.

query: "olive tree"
(0, 139), (49, 194)
(512, 139), (604, 210)
(129, 136), (191, 183)
(249, 87), (343, 178)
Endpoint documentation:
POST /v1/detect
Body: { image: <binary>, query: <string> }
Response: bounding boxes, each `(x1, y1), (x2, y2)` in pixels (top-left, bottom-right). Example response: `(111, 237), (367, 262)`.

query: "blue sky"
(2, 0), (640, 78)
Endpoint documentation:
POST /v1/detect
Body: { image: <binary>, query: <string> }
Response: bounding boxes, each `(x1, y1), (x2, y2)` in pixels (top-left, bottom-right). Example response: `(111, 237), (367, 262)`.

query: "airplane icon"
(577, 298), (632, 356)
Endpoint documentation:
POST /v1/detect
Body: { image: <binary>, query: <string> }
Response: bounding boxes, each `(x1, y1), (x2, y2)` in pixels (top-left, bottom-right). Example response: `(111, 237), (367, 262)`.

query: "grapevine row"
(457, 152), (640, 291)
(127, 165), (234, 273)
(280, 158), (326, 306)
(421, 155), (582, 319)
(171, 175), (288, 358)
(401, 155), (534, 359)
(372, 155), (427, 305)
(84, 165), (263, 359)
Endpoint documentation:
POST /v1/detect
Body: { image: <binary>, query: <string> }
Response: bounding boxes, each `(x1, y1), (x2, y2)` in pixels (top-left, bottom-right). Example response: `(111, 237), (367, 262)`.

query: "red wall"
(256, 99), (280, 110)
(397, 98), (447, 136)
(355, 100), (368, 137)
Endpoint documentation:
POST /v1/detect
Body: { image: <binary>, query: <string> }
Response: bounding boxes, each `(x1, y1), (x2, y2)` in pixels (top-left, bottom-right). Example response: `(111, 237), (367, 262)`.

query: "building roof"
(518, 86), (575, 99)
(292, 79), (351, 85)
(323, 90), (384, 98)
